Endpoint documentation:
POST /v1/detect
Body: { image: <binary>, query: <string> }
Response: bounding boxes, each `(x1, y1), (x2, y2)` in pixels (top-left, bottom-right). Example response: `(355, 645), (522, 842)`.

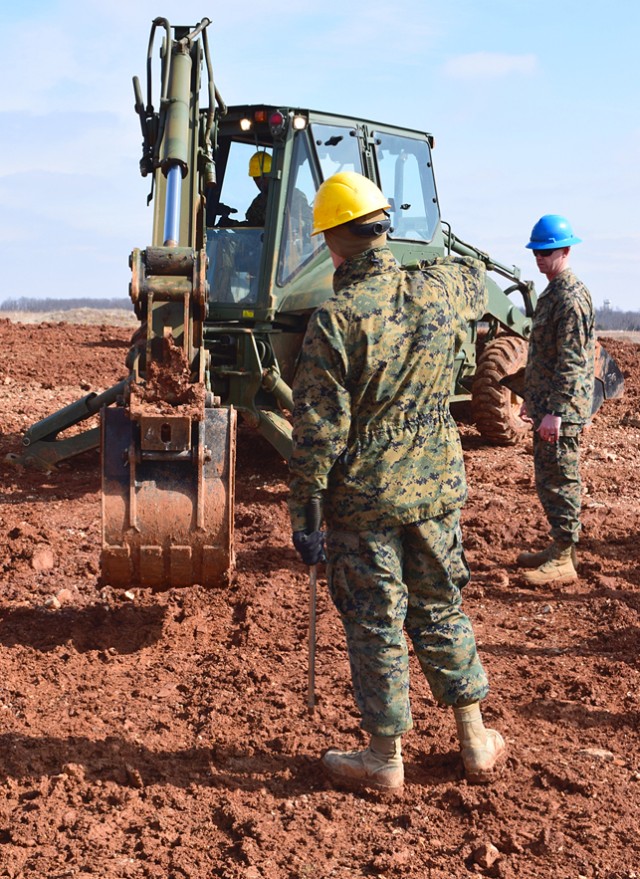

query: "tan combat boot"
(321, 734), (404, 792)
(517, 541), (577, 569)
(453, 703), (506, 784)
(521, 541), (577, 586)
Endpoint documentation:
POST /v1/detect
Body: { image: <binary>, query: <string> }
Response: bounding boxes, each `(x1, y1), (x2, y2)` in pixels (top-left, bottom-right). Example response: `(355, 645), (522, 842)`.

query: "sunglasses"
(532, 248), (558, 258)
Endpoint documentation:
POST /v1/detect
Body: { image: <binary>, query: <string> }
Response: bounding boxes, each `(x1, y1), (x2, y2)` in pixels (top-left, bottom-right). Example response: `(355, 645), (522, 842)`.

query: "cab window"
(374, 132), (439, 243)
(278, 134), (321, 285)
(205, 140), (270, 305)
(207, 140), (270, 228)
(310, 122), (364, 180)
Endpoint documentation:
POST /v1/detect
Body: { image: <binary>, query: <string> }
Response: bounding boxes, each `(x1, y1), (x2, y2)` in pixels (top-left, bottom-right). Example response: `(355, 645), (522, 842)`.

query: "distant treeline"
(595, 307), (640, 331)
(1, 296), (637, 330)
(0, 296), (132, 312)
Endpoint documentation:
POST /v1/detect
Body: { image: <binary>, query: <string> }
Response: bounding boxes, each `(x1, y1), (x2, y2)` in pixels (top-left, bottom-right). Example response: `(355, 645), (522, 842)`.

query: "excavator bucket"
(96, 18), (239, 590)
(101, 405), (236, 589)
(592, 339), (625, 413)
(499, 339), (625, 417)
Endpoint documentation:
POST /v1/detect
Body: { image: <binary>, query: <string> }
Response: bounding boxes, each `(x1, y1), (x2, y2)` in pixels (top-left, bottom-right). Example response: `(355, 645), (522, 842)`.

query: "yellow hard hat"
(312, 171), (390, 236)
(248, 151), (272, 177)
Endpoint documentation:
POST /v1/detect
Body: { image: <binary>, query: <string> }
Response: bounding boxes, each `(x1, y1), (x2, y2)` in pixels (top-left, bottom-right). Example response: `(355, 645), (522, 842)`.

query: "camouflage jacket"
(246, 187), (312, 231)
(524, 268), (595, 435)
(288, 246), (487, 532)
(245, 191), (267, 226)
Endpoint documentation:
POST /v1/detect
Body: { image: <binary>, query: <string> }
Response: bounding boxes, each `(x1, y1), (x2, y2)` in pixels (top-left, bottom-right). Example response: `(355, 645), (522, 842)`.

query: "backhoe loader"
(8, 18), (623, 589)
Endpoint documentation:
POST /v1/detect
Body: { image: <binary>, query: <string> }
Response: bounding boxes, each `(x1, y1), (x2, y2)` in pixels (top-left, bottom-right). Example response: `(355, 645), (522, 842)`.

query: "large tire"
(471, 335), (529, 445)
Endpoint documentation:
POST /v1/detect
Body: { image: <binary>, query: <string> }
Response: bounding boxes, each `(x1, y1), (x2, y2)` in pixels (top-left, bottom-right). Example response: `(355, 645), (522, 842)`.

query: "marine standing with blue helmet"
(517, 215), (595, 585)
(288, 171), (507, 792)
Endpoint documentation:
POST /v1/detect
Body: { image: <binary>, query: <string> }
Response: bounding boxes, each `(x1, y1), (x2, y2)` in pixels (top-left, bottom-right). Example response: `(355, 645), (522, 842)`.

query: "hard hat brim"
(525, 236), (582, 249)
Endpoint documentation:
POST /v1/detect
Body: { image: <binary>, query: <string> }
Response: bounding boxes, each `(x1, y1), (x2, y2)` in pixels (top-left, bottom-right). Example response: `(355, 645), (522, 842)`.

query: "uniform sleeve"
(547, 298), (593, 416)
(450, 256), (488, 325)
(288, 307), (352, 531)
(423, 256), (487, 338)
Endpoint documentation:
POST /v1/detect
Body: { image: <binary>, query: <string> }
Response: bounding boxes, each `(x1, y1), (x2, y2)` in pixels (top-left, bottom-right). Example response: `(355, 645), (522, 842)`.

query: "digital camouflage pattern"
(524, 267), (594, 543)
(246, 186), (312, 232)
(524, 268), (595, 436)
(288, 247), (487, 531)
(326, 512), (490, 736)
(288, 245), (490, 734)
(245, 190), (267, 226)
(533, 433), (582, 543)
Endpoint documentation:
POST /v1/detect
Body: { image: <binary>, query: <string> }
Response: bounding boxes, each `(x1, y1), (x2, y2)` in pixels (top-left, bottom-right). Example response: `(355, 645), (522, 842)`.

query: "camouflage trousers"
(533, 433), (582, 544)
(325, 510), (489, 737)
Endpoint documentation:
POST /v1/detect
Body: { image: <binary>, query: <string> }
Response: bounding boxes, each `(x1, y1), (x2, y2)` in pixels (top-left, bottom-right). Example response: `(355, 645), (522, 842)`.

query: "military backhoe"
(8, 18), (623, 590)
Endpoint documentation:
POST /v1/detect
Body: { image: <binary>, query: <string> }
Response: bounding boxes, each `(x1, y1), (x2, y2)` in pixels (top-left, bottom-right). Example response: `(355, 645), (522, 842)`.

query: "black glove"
(293, 529), (326, 566)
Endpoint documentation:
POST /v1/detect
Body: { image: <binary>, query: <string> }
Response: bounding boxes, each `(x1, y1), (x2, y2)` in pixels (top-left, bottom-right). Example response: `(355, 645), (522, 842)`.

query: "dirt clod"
(473, 842), (501, 868)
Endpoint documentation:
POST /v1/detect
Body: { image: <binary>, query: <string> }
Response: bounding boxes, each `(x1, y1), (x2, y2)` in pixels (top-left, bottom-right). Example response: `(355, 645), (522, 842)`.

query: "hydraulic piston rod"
(163, 165), (183, 246)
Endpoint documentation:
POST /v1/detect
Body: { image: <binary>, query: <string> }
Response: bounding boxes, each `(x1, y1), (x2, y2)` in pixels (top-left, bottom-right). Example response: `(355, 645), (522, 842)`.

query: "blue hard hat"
(525, 214), (582, 249)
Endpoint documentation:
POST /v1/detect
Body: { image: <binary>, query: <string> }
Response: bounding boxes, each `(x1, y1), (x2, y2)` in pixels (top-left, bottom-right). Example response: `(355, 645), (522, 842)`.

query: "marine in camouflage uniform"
(525, 269), (595, 542)
(289, 171), (506, 790)
(519, 215), (595, 584)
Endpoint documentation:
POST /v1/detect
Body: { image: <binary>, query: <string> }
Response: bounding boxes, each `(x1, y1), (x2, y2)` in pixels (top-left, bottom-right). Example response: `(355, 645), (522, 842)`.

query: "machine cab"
(205, 106), (442, 322)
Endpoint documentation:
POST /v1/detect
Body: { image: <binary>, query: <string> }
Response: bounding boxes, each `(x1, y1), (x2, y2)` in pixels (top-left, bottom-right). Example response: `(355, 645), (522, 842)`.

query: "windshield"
(310, 122), (364, 179)
(207, 140), (271, 228)
(205, 139), (271, 305)
(205, 130), (323, 295)
(374, 132), (439, 243)
(206, 227), (264, 305)
(278, 132), (322, 285)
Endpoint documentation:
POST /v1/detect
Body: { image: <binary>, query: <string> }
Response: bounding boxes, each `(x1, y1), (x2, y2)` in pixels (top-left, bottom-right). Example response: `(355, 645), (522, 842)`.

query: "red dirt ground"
(0, 316), (638, 879)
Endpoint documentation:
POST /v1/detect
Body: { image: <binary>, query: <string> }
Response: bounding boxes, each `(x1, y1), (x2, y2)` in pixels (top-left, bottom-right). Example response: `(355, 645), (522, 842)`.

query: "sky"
(1, 0), (638, 310)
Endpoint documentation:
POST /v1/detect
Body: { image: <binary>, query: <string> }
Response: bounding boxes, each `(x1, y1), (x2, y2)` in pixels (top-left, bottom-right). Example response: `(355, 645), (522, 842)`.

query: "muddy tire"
(471, 335), (529, 445)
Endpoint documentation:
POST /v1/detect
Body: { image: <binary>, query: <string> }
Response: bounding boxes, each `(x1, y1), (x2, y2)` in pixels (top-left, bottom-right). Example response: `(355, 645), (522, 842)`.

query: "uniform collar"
(540, 266), (573, 296)
(333, 246), (398, 294)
